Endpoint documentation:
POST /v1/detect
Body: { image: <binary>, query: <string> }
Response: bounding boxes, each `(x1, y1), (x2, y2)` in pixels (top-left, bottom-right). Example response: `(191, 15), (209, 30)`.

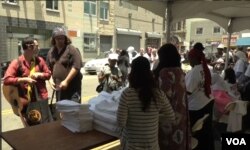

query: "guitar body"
(2, 85), (24, 116)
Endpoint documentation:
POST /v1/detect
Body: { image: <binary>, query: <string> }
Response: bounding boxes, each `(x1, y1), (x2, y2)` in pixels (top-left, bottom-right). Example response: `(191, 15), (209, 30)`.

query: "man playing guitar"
(3, 37), (51, 127)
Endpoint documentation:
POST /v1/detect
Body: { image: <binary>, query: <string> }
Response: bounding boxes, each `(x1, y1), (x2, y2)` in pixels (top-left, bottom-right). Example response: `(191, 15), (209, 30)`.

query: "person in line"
(154, 43), (191, 150)
(134, 48), (151, 61)
(185, 46), (214, 150)
(150, 48), (158, 70)
(98, 53), (122, 93)
(247, 47), (250, 63)
(47, 27), (83, 103)
(4, 37), (51, 125)
(234, 50), (248, 80)
(126, 46), (137, 64)
(117, 49), (130, 87)
(117, 56), (175, 150)
(238, 64), (250, 100)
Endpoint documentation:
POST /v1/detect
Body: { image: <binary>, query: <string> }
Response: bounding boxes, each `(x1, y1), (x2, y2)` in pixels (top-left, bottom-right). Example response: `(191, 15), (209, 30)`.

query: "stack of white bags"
(88, 89), (124, 137)
(56, 100), (93, 133)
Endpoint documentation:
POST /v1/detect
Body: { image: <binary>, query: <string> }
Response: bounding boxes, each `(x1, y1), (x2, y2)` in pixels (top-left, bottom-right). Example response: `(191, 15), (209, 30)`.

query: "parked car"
(38, 48), (50, 61)
(84, 55), (109, 75)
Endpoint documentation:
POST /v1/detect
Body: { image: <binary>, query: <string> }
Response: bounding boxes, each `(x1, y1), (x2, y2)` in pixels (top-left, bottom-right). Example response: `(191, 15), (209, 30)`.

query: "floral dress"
(158, 67), (191, 150)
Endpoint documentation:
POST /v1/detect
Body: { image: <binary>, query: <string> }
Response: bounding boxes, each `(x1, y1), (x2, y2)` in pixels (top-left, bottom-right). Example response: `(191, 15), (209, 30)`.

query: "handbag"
(96, 81), (105, 93)
(96, 76), (109, 93)
(25, 86), (53, 126)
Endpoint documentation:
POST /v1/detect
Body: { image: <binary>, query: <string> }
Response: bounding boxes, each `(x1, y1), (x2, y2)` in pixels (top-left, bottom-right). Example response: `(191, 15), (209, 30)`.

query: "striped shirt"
(117, 88), (175, 150)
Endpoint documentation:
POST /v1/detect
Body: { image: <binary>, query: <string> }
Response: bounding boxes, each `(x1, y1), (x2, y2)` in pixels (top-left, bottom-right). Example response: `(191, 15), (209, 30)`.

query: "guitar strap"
(17, 57), (42, 101)
(27, 57), (36, 101)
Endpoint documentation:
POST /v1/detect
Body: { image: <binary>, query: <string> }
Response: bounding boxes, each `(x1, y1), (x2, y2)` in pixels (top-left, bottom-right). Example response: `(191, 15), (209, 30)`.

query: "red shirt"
(4, 55), (51, 101)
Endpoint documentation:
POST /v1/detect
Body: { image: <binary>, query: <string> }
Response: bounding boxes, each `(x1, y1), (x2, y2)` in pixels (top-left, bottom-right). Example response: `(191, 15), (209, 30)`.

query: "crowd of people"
(3, 25), (250, 149)
(114, 42), (250, 150)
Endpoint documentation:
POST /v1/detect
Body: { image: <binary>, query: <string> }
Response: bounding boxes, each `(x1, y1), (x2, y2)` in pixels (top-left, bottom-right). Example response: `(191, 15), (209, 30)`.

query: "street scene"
(1, 0), (250, 150)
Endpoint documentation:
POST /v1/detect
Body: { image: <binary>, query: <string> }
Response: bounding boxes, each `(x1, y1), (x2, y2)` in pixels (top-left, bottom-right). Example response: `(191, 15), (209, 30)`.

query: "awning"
(145, 32), (162, 38)
(236, 37), (250, 46)
(116, 28), (141, 36)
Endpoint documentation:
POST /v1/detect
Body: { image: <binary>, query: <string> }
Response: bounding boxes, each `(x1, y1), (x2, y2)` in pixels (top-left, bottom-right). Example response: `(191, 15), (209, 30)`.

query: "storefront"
(116, 28), (141, 51)
(145, 32), (162, 49)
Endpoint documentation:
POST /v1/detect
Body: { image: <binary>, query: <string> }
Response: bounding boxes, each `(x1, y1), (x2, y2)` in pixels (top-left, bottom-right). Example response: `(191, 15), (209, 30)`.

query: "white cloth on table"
(227, 101), (248, 132)
(88, 89), (123, 137)
(56, 100), (93, 133)
(93, 119), (121, 137)
(88, 91), (112, 111)
(93, 108), (117, 124)
(95, 100), (118, 115)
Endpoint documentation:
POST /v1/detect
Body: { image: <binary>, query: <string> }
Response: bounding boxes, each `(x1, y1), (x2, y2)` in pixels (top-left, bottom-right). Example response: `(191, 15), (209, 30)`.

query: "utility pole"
(96, 1), (100, 56)
(166, 0), (173, 43)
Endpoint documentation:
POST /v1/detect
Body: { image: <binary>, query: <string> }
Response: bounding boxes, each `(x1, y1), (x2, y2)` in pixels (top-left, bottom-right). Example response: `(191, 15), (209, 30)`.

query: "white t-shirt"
(185, 64), (212, 110)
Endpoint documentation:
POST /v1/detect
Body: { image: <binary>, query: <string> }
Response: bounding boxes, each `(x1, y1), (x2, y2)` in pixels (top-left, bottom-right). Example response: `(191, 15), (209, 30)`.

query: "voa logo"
(226, 138), (246, 145)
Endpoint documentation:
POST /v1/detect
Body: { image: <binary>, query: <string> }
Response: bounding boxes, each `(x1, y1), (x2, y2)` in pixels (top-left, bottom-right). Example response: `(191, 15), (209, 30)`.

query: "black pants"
(189, 100), (215, 150)
(56, 80), (81, 103)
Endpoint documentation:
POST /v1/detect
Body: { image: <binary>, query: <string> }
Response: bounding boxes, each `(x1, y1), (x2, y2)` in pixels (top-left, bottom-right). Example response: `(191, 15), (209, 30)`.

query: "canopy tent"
(236, 37), (250, 46)
(129, 0), (250, 69)
(129, 0), (250, 33)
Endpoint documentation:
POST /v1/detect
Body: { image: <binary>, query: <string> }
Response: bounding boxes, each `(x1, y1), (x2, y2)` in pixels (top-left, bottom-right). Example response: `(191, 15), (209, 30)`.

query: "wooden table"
(1, 121), (117, 150)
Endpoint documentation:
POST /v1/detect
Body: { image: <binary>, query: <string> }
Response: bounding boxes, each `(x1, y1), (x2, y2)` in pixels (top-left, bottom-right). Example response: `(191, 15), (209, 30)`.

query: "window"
(100, 2), (109, 20)
(213, 26), (220, 34)
(84, 33), (96, 52)
(4, 0), (18, 4)
(177, 22), (182, 30)
(196, 27), (203, 35)
(6, 0), (17, 3)
(84, 1), (96, 15)
(46, 0), (58, 10)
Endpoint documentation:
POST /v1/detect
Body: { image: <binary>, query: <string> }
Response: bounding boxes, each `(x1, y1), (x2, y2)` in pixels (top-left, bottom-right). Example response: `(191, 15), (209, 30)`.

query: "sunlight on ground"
(91, 140), (120, 150)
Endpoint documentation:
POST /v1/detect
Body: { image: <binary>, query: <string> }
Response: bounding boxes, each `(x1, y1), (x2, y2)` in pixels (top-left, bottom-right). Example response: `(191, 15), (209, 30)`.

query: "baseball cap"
(52, 27), (67, 38)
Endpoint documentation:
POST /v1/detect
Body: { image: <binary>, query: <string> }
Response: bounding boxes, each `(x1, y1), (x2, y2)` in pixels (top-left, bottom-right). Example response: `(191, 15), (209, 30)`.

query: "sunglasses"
(26, 43), (35, 47)
(26, 44), (39, 48)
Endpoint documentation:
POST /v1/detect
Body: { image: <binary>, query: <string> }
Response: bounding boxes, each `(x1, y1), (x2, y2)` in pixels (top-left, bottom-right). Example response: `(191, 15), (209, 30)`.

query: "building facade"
(83, 0), (115, 59)
(171, 20), (186, 51)
(114, 0), (164, 51)
(0, 0), (66, 62)
(186, 18), (225, 51)
(0, 0), (165, 62)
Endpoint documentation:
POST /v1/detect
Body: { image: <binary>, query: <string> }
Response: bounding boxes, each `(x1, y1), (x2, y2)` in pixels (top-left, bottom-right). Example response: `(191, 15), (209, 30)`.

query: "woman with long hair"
(117, 56), (175, 150)
(154, 43), (191, 150)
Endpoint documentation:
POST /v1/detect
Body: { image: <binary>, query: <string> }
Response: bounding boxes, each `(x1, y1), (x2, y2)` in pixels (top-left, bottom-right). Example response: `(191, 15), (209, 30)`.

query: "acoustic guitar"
(2, 85), (30, 127)
(2, 85), (24, 116)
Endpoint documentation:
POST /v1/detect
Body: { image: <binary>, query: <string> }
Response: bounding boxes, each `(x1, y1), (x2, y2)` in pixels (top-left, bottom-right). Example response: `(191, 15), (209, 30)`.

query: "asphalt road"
(1, 71), (99, 149)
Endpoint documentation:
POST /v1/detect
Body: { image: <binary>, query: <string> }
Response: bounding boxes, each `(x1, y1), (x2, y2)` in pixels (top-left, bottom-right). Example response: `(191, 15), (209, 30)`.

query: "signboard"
(221, 35), (239, 46)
